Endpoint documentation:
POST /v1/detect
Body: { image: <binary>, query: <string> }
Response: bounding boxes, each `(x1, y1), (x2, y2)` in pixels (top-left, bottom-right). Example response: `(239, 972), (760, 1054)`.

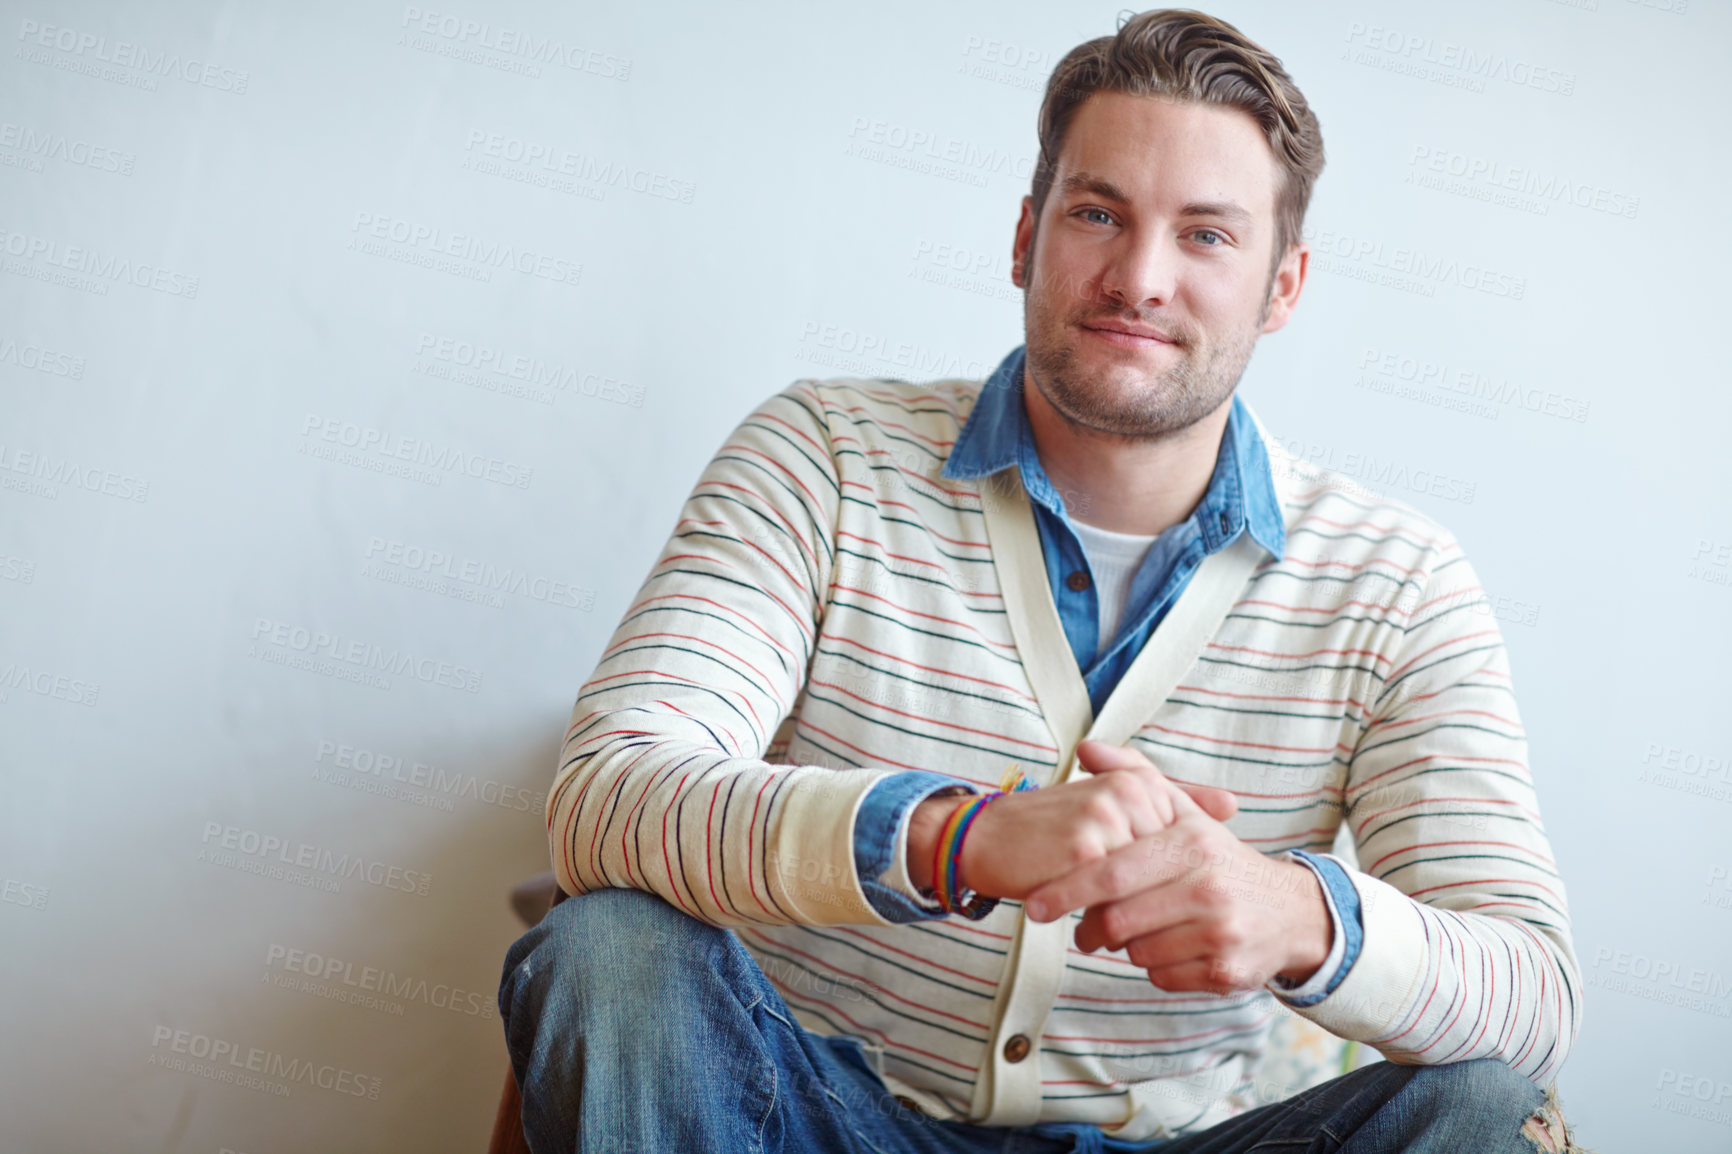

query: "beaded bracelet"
(930, 764), (1037, 920)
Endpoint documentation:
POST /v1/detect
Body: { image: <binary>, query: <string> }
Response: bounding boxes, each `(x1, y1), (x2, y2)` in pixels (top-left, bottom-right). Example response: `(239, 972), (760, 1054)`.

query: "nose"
(1097, 227), (1177, 311)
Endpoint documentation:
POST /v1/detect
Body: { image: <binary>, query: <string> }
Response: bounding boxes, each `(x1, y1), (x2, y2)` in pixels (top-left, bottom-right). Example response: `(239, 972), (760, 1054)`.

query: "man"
(499, 9), (1582, 1152)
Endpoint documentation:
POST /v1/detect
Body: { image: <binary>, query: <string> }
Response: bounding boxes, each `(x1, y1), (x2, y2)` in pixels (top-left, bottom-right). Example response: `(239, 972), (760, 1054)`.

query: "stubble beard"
(1022, 283), (1266, 444)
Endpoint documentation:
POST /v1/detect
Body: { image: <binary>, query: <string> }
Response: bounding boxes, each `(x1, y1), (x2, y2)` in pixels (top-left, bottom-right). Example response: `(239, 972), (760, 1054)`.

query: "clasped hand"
(958, 739), (1329, 993)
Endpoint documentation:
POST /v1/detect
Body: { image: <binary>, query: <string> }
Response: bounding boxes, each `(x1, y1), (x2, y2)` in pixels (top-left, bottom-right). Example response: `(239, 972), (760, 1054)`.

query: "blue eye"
(1192, 229), (1224, 245)
(1080, 208), (1115, 225)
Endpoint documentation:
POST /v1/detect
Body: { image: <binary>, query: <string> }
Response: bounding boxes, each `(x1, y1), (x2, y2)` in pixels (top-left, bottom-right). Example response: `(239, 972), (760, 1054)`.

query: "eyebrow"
(1058, 171), (1131, 203)
(1058, 171), (1254, 226)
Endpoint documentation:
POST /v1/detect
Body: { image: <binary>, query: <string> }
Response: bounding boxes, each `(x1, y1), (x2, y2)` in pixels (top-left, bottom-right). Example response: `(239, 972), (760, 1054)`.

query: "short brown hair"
(1029, 8), (1324, 276)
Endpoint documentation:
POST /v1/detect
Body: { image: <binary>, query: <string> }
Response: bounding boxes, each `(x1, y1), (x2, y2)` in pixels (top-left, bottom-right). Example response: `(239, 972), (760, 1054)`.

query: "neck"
(1022, 367), (1233, 537)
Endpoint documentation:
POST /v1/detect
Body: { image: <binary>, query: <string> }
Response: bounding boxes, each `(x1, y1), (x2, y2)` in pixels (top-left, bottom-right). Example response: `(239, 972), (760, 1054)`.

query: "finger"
(1074, 740), (1204, 822)
(1072, 879), (1205, 952)
(1024, 831), (1200, 923)
(1177, 782), (1238, 823)
(1093, 917), (1210, 970)
(1074, 738), (1162, 778)
(1141, 956), (1262, 995)
(1074, 738), (1139, 772)
(1084, 918), (1262, 993)
(1117, 921), (1271, 992)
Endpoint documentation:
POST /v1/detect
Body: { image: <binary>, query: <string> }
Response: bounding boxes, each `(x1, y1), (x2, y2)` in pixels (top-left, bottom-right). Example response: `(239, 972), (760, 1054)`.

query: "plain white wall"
(3, 0), (1729, 1149)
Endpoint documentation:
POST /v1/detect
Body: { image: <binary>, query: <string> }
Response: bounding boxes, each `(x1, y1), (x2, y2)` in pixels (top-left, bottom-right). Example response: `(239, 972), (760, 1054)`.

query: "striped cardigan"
(546, 373), (1582, 1140)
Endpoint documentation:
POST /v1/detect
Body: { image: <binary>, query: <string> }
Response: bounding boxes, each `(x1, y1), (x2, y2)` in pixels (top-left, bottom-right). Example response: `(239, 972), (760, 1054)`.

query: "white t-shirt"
(1071, 518), (1161, 658)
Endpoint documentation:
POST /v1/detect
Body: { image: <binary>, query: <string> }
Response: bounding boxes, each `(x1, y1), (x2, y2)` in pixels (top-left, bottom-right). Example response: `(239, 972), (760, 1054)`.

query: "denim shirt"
(847, 346), (1362, 1004)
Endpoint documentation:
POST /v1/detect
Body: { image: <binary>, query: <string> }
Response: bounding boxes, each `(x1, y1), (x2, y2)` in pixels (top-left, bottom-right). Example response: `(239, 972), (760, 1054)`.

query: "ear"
(1259, 242), (1308, 334)
(1011, 196), (1035, 289)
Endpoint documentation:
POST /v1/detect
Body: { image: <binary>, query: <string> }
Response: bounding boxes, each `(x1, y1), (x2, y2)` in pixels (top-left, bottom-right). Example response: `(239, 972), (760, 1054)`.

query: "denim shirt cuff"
(854, 771), (985, 923)
(1269, 850), (1364, 1007)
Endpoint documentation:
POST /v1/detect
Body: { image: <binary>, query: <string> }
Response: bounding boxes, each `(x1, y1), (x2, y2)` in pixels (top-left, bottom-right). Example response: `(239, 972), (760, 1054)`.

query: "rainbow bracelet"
(931, 764), (1037, 919)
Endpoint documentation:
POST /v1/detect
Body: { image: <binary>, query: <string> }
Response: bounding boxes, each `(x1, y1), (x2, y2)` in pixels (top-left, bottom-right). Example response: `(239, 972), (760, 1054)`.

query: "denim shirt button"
(1065, 570), (1090, 592)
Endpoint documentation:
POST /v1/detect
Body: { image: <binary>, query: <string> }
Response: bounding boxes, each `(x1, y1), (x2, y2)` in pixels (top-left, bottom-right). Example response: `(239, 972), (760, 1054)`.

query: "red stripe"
(1368, 704), (1522, 734)
(1171, 681), (1373, 711)
(1141, 720), (1340, 756)
(652, 548), (813, 648)
(1206, 639), (1393, 664)
(833, 927), (998, 989)
(658, 772), (699, 918)
(583, 667), (765, 734)
(1385, 630), (1501, 681)
(1348, 752), (1530, 798)
(1405, 875), (1565, 906)
(742, 777), (778, 918)
(1366, 838), (1552, 875)
(830, 583), (1018, 652)
(702, 778), (726, 915)
(600, 628), (777, 699)
(796, 720), (949, 773)
(677, 514), (811, 591)
(1354, 796), (1538, 836)
(742, 930), (984, 1028)
(1044, 1008), (1275, 1046)
(828, 634), (1037, 702)
(770, 986), (981, 1072)
(624, 591), (795, 663)
(808, 675), (1057, 753)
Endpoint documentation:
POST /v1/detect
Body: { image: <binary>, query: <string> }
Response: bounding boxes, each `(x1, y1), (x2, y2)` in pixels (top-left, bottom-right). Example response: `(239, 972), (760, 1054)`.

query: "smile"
(1079, 324), (1178, 350)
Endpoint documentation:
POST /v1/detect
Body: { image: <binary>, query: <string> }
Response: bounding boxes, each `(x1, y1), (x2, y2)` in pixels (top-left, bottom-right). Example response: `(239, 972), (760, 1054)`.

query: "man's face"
(1012, 92), (1306, 441)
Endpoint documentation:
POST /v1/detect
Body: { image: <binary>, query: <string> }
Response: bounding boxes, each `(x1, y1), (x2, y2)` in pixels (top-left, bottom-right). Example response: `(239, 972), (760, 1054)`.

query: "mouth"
(1078, 321), (1180, 350)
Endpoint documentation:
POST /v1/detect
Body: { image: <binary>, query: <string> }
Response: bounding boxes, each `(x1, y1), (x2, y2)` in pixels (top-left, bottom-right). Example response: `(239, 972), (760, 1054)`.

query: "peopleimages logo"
(1274, 437), (1477, 505)
(299, 414), (533, 489)
(1356, 348), (1590, 424)
(1342, 22), (1576, 96)
(15, 19), (251, 93)
(398, 6), (631, 80)
(461, 130), (693, 203)
(0, 659), (99, 706)
(249, 616), (483, 694)
(0, 333), (86, 378)
(414, 331), (644, 408)
(1589, 945), (1732, 1017)
(265, 944), (496, 1018)
(198, 821), (434, 897)
(0, 121), (135, 175)
(0, 443), (149, 502)
(0, 226), (200, 297)
(313, 739), (538, 813)
(148, 1026), (381, 1100)
(1302, 226), (1526, 300)
(348, 211), (582, 286)
(1406, 145), (1638, 219)
(363, 537), (594, 611)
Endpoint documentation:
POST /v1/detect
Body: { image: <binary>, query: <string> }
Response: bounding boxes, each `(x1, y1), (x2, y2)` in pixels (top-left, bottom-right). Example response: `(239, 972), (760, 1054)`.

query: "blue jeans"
(498, 887), (1561, 1153)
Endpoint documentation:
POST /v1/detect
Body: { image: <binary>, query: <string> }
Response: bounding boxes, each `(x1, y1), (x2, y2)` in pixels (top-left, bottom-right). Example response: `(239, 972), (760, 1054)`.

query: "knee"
(1406, 1058), (1543, 1113)
(499, 887), (729, 1021)
(1401, 1058), (1555, 1146)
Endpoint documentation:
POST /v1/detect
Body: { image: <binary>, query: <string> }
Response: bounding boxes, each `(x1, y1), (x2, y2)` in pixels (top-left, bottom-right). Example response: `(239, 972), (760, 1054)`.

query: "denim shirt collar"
(941, 345), (1286, 558)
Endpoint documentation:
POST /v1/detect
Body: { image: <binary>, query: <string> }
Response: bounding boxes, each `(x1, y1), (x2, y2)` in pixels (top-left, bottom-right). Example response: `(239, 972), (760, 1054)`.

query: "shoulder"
(785, 375), (982, 432)
(1248, 413), (1472, 603)
(769, 375), (985, 470)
